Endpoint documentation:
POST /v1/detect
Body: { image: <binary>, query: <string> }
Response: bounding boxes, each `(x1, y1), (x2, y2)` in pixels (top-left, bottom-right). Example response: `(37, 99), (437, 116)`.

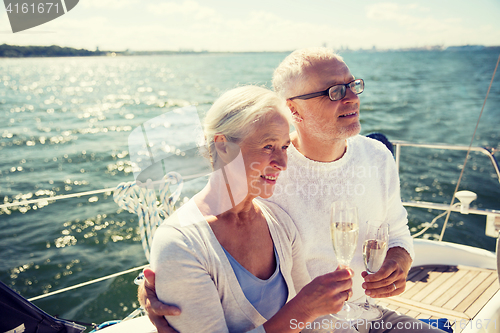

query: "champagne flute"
(329, 201), (363, 321)
(361, 221), (389, 321)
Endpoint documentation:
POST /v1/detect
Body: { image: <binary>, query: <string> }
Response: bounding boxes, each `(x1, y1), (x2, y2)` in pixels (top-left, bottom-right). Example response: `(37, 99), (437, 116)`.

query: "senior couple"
(140, 48), (441, 333)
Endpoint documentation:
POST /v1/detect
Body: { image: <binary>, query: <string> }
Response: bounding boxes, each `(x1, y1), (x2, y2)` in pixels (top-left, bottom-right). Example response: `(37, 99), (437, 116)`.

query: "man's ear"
(286, 100), (303, 123)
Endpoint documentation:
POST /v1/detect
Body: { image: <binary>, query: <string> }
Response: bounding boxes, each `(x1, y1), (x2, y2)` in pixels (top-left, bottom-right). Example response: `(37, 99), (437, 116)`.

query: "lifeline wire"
(0, 172), (207, 210)
(28, 264), (148, 302)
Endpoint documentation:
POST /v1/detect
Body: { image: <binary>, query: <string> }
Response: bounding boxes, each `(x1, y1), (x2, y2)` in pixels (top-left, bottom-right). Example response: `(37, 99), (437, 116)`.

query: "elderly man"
(139, 48), (442, 333)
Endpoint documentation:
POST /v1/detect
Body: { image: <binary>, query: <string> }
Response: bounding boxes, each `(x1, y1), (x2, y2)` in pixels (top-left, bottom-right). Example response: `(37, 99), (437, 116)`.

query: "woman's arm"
(150, 226), (232, 333)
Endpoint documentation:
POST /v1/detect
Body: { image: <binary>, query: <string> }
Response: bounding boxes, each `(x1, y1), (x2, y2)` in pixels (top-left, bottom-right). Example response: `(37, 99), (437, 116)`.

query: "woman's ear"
(214, 133), (228, 151)
(214, 134), (231, 164)
(286, 100), (303, 123)
(214, 134), (240, 165)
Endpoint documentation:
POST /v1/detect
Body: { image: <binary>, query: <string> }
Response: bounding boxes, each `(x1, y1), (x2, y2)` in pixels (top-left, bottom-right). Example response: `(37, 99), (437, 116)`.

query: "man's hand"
(138, 268), (181, 333)
(361, 246), (412, 298)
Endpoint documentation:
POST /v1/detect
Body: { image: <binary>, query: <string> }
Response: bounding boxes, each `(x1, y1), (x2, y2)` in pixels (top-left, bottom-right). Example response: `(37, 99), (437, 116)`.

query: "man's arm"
(138, 268), (180, 333)
(361, 246), (412, 298)
(361, 145), (414, 298)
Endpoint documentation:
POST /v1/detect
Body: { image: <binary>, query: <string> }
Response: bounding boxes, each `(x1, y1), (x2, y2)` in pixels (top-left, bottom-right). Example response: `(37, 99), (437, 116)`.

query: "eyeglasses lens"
(328, 80), (364, 101)
(328, 85), (346, 101)
(351, 80), (364, 94)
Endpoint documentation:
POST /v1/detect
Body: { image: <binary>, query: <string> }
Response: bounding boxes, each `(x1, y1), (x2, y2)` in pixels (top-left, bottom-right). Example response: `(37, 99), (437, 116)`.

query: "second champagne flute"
(360, 221), (389, 321)
(329, 201), (363, 321)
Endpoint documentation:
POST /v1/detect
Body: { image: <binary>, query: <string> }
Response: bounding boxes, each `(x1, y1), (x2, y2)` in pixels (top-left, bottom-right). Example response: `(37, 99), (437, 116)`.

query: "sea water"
(1, 50), (499, 326)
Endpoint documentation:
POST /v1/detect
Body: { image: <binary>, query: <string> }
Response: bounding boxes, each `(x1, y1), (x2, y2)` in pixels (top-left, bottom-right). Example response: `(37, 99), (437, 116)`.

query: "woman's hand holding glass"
(291, 268), (354, 322)
(329, 201), (363, 321)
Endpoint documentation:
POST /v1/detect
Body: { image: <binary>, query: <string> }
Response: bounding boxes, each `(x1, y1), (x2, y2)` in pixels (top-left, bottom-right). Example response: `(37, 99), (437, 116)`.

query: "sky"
(1, 0), (500, 52)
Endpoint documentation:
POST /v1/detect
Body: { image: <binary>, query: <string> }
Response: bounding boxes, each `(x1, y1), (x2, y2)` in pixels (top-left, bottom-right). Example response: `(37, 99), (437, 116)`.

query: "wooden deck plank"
(375, 300), (389, 308)
(404, 266), (449, 298)
(421, 268), (469, 305)
(454, 272), (497, 313)
(404, 267), (435, 291)
(464, 278), (500, 318)
(385, 303), (400, 312)
(432, 269), (480, 307)
(395, 307), (410, 315)
(384, 296), (470, 319)
(416, 313), (432, 319)
(374, 264), (498, 329)
(405, 310), (421, 318)
(443, 271), (491, 310)
(455, 265), (496, 272)
(412, 267), (458, 302)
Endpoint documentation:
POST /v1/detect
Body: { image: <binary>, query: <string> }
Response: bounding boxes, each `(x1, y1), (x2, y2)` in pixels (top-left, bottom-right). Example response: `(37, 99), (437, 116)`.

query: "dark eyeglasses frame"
(288, 79), (364, 101)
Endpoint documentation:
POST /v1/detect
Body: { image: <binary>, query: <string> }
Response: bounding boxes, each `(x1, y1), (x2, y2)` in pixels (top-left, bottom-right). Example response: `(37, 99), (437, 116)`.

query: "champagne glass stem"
(363, 271), (374, 308)
(364, 291), (375, 309)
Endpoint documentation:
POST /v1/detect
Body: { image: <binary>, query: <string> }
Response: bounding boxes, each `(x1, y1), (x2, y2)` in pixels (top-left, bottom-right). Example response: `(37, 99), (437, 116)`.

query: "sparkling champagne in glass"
(329, 201), (362, 321)
(361, 221), (389, 321)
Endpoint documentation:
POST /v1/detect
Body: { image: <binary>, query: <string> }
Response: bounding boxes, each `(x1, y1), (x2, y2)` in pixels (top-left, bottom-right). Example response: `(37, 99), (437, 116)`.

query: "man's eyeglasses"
(288, 79), (364, 102)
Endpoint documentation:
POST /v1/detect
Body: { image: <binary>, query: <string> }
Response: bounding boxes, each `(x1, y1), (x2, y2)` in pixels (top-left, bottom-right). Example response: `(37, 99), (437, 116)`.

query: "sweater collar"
(287, 136), (354, 174)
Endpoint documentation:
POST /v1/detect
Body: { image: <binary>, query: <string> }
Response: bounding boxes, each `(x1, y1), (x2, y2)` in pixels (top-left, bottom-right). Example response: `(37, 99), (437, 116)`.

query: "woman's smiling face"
(239, 111), (290, 199)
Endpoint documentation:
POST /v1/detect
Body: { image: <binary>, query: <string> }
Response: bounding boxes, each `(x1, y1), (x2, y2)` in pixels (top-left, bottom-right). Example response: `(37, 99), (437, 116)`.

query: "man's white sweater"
(266, 134), (414, 301)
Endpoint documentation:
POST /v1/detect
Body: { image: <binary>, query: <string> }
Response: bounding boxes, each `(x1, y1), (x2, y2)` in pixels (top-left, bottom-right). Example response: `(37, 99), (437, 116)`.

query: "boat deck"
(376, 265), (499, 332)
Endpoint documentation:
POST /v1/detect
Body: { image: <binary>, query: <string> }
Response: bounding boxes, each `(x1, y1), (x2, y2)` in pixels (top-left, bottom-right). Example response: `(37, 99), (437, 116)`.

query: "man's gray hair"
(272, 47), (344, 99)
(202, 85), (289, 167)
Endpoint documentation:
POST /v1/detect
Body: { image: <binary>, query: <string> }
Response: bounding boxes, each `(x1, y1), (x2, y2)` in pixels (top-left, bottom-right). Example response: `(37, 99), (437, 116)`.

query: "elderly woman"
(149, 86), (352, 333)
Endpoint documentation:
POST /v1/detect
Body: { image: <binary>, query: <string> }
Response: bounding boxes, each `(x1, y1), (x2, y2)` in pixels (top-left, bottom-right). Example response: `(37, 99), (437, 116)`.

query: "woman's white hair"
(272, 47), (344, 99)
(202, 85), (289, 167)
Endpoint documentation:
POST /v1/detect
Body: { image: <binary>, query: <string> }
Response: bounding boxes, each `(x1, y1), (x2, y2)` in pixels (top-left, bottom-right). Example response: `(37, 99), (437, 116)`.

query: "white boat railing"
(393, 140), (500, 182)
(392, 141), (500, 239)
(403, 200), (500, 217)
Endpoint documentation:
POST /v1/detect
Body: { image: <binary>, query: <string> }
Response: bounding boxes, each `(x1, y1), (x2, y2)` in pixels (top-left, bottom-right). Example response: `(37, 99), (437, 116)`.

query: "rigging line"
(27, 264), (148, 302)
(0, 172), (208, 210)
(439, 53), (500, 241)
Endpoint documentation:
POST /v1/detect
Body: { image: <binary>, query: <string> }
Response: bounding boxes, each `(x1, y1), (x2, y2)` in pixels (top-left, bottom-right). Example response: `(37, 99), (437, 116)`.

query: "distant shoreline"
(0, 44), (105, 58)
(1, 43), (499, 58)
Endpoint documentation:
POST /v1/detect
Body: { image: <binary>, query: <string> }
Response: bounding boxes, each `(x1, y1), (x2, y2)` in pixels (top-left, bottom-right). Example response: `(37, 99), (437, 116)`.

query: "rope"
(113, 172), (183, 261)
(28, 264), (148, 302)
(439, 53), (500, 241)
(412, 203), (460, 238)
